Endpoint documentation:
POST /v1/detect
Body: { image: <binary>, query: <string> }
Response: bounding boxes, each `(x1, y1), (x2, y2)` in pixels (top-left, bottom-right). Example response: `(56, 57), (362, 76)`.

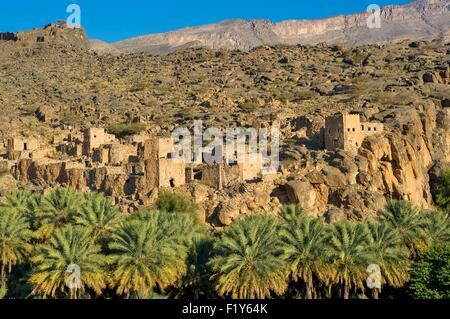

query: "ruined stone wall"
(198, 164), (223, 190)
(222, 164), (242, 187)
(109, 144), (137, 165)
(0, 32), (17, 41)
(83, 128), (116, 156)
(361, 122), (384, 136)
(239, 152), (264, 181)
(342, 114), (364, 151)
(139, 138), (174, 160)
(325, 115), (345, 151)
(7, 138), (39, 152)
(158, 158), (185, 188)
(12, 23), (88, 48)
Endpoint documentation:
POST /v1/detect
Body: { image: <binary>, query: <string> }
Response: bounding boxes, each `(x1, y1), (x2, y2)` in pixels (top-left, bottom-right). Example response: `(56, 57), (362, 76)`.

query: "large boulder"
(321, 166), (347, 188)
(285, 179), (318, 215)
(422, 71), (442, 84)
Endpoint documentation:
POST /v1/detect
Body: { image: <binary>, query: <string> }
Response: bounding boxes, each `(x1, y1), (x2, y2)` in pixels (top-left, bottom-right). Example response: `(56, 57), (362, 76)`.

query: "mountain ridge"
(98, 0), (449, 55)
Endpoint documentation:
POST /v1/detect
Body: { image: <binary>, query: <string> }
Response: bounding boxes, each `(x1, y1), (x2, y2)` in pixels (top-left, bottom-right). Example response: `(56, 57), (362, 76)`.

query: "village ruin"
(0, 112), (385, 213)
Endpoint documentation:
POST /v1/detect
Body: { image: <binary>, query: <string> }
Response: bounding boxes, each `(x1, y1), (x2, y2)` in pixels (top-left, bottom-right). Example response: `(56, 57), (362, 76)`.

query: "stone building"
(325, 113), (384, 152)
(139, 137), (186, 189)
(5, 21), (88, 47)
(93, 144), (137, 166)
(82, 128), (117, 156)
(6, 137), (41, 160)
(0, 32), (17, 41)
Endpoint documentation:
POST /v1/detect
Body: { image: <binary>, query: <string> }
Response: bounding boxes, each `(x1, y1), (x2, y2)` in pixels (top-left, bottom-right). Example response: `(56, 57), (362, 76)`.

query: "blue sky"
(0, 0), (413, 43)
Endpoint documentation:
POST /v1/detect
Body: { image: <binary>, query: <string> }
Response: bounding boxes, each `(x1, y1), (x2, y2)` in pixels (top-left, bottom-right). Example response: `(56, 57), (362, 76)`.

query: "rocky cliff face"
(107, 0), (450, 55)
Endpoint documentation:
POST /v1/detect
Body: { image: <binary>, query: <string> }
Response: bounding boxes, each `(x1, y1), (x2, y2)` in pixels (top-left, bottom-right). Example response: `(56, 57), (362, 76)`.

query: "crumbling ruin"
(325, 113), (384, 152)
(3, 126), (270, 211)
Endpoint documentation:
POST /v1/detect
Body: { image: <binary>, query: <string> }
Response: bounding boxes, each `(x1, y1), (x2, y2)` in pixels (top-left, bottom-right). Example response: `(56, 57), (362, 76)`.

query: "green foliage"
(293, 89), (318, 101)
(129, 82), (148, 93)
(325, 221), (374, 299)
(61, 112), (82, 127)
(29, 226), (108, 298)
(280, 214), (327, 299)
(365, 221), (410, 291)
(0, 189), (31, 215)
(156, 191), (199, 221)
(106, 123), (147, 138)
(34, 188), (84, 240)
(280, 204), (303, 222)
(0, 287), (6, 299)
(0, 207), (33, 288)
(239, 102), (259, 113)
(0, 187), (445, 300)
(381, 200), (428, 257)
(342, 50), (370, 66)
(169, 236), (216, 299)
(436, 169), (450, 212)
(409, 245), (450, 299)
(372, 91), (417, 106)
(209, 214), (288, 299)
(421, 210), (450, 247)
(72, 192), (123, 246)
(108, 210), (188, 298)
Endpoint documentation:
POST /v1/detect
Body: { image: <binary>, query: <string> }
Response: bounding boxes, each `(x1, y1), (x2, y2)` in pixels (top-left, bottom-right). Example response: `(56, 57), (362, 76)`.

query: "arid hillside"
(0, 22), (449, 228)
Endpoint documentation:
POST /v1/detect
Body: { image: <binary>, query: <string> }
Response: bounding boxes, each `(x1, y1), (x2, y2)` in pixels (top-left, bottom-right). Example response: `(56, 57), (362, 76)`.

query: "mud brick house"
(325, 113), (384, 153)
(82, 128), (117, 156)
(6, 137), (52, 160)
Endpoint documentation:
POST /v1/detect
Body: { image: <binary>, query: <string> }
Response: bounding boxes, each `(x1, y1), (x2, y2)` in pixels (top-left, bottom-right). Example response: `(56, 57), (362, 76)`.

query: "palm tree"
(0, 190), (31, 215)
(72, 192), (123, 245)
(25, 193), (45, 232)
(130, 209), (205, 247)
(280, 204), (303, 222)
(0, 208), (32, 288)
(365, 221), (410, 298)
(325, 221), (374, 299)
(29, 226), (107, 299)
(109, 211), (187, 298)
(209, 214), (288, 299)
(381, 200), (427, 257)
(421, 210), (450, 247)
(280, 214), (327, 299)
(34, 188), (84, 240)
(169, 236), (215, 299)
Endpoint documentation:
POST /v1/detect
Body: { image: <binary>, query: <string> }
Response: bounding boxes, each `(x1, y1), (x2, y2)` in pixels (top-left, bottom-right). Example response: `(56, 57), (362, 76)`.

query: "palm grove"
(0, 169), (449, 299)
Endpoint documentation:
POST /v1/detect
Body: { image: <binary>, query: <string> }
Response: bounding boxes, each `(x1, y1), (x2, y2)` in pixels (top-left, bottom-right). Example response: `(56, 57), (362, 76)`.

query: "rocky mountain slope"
(105, 0), (450, 55)
(0, 21), (449, 227)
